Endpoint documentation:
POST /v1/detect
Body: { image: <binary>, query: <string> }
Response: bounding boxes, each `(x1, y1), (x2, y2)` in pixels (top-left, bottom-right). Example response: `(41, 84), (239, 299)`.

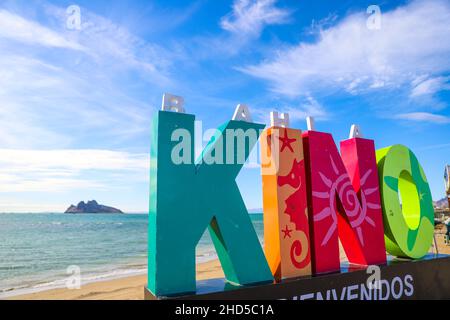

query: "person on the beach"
(445, 217), (450, 245)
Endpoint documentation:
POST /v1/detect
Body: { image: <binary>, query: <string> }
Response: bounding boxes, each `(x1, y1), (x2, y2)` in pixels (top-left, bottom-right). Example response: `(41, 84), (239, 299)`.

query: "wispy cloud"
(171, 0), (291, 60)
(43, 4), (172, 80)
(220, 0), (290, 38)
(0, 201), (68, 213)
(0, 149), (149, 193)
(240, 0), (450, 98)
(252, 95), (329, 125)
(0, 2), (185, 211)
(304, 13), (339, 35)
(410, 76), (450, 98)
(0, 9), (86, 51)
(0, 3), (172, 149)
(394, 112), (450, 124)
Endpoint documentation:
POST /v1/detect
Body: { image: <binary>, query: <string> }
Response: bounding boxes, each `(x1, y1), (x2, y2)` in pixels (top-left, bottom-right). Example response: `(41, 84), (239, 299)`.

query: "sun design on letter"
(312, 155), (380, 247)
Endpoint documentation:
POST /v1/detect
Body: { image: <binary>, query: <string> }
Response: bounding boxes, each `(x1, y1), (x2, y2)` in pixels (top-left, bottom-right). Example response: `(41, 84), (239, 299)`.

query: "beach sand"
(9, 229), (450, 300)
(9, 259), (225, 300)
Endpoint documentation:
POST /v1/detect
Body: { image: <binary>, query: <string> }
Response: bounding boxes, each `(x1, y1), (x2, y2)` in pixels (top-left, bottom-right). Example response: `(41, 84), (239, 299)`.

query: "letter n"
(302, 130), (386, 274)
(148, 111), (273, 297)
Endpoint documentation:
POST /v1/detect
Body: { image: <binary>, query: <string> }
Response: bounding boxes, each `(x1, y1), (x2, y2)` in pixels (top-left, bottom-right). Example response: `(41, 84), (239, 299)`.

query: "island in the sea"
(65, 200), (123, 214)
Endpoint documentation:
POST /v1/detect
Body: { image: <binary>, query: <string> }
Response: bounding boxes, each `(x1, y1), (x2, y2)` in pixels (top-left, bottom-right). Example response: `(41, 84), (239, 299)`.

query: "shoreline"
(6, 259), (224, 300)
(1, 256), (219, 299)
(5, 228), (450, 300)
(0, 266), (148, 299)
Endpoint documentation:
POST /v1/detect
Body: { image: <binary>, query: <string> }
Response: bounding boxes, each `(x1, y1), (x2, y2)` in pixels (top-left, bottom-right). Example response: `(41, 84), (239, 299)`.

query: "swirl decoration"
(278, 160), (310, 270)
(290, 232), (310, 269)
(313, 155), (378, 247)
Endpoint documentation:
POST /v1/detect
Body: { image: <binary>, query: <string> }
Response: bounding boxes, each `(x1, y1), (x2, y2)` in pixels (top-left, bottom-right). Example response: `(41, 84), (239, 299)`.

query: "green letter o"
(376, 145), (434, 259)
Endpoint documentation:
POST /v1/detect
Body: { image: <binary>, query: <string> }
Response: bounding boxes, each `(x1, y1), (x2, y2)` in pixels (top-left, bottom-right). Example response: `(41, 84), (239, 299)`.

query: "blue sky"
(0, 0), (449, 212)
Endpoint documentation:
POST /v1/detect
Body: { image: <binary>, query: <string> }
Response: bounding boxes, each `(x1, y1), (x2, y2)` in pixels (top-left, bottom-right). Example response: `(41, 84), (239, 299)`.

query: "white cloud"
(252, 95), (329, 125)
(411, 76), (450, 97)
(42, 3), (171, 84)
(220, 0), (290, 38)
(0, 53), (152, 148)
(241, 0), (450, 97)
(0, 3), (178, 211)
(305, 13), (338, 35)
(0, 202), (67, 213)
(394, 112), (450, 124)
(191, 0), (292, 57)
(0, 4), (173, 149)
(0, 149), (149, 171)
(285, 96), (329, 121)
(0, 149), (149, 193)
(0, 9), (86, 51)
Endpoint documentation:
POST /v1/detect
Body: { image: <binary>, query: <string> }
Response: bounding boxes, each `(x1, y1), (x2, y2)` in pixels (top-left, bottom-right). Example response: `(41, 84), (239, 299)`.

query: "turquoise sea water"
(0, 213), (263, 297)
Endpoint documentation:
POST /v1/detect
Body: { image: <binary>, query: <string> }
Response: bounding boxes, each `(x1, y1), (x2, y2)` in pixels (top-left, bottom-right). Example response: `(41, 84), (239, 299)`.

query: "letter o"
(376, 145), (434, 259)
(391, 276), (403, 300)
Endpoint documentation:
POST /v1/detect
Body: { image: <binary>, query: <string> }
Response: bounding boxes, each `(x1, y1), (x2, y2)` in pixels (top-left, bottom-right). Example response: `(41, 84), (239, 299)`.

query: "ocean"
(0, 213), (263, 297)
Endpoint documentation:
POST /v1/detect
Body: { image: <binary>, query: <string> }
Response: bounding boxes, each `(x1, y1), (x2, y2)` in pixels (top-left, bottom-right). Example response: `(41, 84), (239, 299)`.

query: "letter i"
(260, 117), (312, 281)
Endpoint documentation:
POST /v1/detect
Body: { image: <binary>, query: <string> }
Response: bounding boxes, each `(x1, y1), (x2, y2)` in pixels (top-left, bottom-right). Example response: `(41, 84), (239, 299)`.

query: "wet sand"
(9, 259), (224, 300)
(9, 229), (450, 300)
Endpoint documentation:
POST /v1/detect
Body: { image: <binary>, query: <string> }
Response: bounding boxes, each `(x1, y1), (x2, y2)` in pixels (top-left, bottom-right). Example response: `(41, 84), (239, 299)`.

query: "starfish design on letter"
(278, 129), (296, 153)
(282, 225), (293, 239)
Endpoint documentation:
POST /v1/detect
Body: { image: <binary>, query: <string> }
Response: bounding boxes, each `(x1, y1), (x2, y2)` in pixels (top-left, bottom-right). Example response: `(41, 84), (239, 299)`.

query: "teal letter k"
(148, 110), (273, 297)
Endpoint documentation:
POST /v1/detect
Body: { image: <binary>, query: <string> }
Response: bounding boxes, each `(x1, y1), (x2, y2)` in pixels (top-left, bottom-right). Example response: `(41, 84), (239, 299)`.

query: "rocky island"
(65, 200), (123, 214)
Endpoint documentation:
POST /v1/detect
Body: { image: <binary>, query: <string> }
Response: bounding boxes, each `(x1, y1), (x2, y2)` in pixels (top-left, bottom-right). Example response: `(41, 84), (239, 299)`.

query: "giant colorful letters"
(148, 110), (436, 297)
(261, 127), (312, 281)
(148, 111), (273, 297)
(376, 145), (434, 259)
(302, 131), (386, 274)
